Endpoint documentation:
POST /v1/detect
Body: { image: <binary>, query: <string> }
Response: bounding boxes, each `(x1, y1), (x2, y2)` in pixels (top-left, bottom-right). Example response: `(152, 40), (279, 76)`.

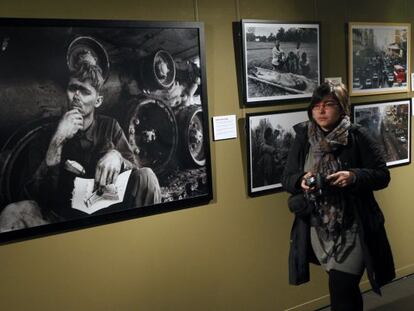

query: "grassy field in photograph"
(246, 41), (318, 78)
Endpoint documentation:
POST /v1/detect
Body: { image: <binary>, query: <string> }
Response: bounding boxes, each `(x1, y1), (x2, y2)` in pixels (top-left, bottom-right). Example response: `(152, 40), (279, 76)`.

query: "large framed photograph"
(0, 18), (212, 243)
(246, 109), (308, 196)
(241, 20), (321, 106)
(353, 99), (411, 167)
(348, 22), (411, 96)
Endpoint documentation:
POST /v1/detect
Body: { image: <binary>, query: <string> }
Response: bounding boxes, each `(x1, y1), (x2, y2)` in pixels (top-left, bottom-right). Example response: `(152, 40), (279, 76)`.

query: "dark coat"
(282, 121), (395, 295)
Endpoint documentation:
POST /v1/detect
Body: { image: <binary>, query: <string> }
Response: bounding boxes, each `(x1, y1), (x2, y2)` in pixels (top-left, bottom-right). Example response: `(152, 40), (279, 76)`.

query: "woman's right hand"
(300, 172), (314, 191)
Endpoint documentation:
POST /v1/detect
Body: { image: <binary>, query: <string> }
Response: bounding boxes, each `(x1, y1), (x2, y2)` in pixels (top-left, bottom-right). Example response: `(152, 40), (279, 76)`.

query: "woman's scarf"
(308, 116), (351, 175)
(307, 116), (351, 243)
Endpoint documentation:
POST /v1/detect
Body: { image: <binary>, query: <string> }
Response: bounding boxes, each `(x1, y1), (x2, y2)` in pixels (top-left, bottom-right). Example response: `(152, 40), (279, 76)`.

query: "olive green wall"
(0, 0), (413, 310)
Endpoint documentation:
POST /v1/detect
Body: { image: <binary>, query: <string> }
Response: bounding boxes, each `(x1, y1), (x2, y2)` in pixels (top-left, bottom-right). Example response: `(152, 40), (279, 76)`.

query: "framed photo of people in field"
(352, 99), (411, 167)
(348, 23), (411, 96)
(0, 18), (212, 243)
(246, 109), (308, 196)
(241, 20), (321, 106)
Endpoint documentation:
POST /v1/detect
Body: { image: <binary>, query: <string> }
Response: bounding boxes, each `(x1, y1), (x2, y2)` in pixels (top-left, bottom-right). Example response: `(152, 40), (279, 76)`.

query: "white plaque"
(324, 77), (342, 84)
(212, 115), (237, 141)
(411, 73), (414, 91)
(412, 98), (414, 116)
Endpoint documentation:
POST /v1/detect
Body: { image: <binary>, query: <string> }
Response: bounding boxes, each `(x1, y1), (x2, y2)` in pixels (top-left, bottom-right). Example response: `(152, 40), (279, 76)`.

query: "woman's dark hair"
(307, 82), (350, 120)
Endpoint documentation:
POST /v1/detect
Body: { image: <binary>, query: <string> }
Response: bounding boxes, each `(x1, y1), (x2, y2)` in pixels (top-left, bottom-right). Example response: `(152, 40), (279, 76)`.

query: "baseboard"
(284, 264), (414, 311)
(284, 294), (330, 311)
(394, 263), (414, 279)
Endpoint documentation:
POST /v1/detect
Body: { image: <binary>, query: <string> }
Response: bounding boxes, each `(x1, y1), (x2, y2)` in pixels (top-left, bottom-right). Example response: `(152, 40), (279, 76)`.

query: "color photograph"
(353, 99), (411, 167)
(349, 23), (410, 96)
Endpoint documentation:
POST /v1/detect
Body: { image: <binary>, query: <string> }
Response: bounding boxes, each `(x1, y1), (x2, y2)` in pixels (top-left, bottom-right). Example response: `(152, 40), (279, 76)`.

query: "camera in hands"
(305, 173), (329, 197)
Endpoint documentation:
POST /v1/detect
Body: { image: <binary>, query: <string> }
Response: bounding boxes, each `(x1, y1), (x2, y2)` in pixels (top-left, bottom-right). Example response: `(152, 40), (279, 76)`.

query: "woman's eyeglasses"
(312, 101), (338, 111)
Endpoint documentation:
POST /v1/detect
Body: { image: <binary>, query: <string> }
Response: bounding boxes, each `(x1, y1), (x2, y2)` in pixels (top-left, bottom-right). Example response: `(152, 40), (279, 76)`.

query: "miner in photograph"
(0, 43), (161, 231)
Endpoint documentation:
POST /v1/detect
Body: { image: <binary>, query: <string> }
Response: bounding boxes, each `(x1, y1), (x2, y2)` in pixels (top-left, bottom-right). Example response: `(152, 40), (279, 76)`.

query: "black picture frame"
(246, 108), (308, 196)
(241, 19), (321, 106)
(352, 99), (411, 168)
(0, 17), (212, 243)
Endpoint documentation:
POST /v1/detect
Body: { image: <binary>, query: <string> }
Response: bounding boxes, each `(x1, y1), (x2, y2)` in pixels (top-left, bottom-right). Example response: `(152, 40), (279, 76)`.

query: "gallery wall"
(0, 0), (413, 310)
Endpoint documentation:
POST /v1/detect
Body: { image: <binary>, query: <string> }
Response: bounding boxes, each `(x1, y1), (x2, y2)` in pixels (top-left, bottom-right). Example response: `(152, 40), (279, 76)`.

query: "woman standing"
(282, 82), (395, 310)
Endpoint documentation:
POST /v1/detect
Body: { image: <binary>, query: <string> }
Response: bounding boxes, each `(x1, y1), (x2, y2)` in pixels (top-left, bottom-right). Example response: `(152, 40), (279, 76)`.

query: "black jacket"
(282, 121), (395, 295)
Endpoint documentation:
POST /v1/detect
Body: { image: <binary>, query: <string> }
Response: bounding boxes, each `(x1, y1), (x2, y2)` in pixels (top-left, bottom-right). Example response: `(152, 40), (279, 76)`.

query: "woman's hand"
(326, 171), (356, 188)
(300, 172), (315, 191)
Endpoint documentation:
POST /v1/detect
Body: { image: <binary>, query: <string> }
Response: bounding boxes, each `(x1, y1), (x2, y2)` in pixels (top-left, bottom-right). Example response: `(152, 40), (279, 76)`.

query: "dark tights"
(329, 269), (363, 311)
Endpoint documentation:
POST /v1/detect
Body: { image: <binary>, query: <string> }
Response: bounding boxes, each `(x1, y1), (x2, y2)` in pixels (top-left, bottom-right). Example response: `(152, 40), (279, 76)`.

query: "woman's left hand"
(326, 171), (356, 188)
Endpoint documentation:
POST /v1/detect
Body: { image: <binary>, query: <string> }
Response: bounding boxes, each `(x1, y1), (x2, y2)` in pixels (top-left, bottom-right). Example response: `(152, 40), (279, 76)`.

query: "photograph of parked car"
(353, 99), (411, 167)
(241, 20), (321, 106)
(246, 109), (308, 196)
(349, 23), (410, 96)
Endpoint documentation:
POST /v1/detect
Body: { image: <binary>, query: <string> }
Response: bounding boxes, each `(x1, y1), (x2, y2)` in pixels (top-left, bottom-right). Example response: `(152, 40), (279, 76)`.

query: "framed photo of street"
(241, 20), (321, 106)
(352, 99), (411, 167)
(0, 18), (212, 243)
(246, 109), (308, 196)
(348, 22), (411, 96)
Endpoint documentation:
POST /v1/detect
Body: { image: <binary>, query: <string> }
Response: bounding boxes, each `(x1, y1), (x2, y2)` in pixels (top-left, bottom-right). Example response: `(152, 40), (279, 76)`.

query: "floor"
(318, 274), (414, 310)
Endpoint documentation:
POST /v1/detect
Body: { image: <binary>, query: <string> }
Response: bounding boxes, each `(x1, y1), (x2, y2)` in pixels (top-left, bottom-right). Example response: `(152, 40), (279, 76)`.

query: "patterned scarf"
(307, 116), (351, 242)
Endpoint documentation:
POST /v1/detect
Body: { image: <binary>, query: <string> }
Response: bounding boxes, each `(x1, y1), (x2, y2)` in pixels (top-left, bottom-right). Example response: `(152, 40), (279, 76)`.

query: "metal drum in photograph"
(0, 118), (56, 205)
(137, 50), (176, 90)
(127, 97), (178, 174)
(175, 105), (205, 167)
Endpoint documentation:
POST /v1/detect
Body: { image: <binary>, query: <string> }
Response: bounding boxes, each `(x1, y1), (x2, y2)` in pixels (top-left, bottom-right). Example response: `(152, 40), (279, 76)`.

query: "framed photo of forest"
(0, 18), (212, 243)
(348, 22), (410, 96)
(246, 109), (308, 196)
(352, 99), (411, 167)
(241, 20), (321, 106)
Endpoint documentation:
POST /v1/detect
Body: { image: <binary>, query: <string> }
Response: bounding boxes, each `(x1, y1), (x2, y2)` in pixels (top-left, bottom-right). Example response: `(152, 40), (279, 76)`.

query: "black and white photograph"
(353, 99), (411, 167)
(246, 109), (308, 196)
(349, 22), (410, 96)
(0, 18), (212, 242)
(241, 20), (321, 106)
